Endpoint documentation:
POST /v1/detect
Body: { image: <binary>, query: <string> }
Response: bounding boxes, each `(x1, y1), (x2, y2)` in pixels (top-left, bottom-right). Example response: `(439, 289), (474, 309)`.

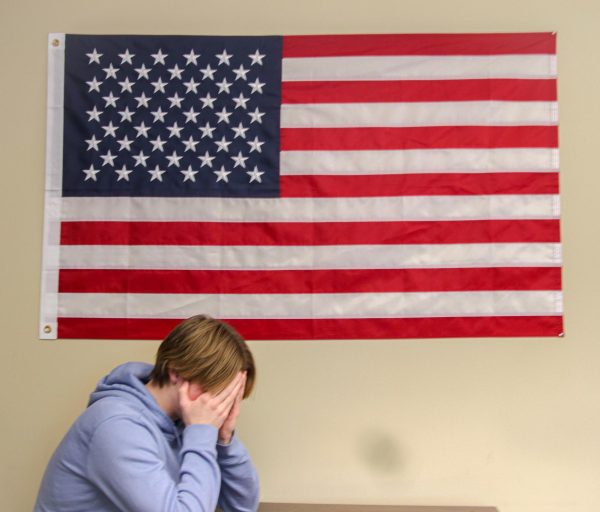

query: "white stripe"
(57, 291), (563, 319)
(281, 101), (558, 128)
(282, 55), (557, 81)
(61, 195), (559, 222)
(40, 33), (65, 340)
(281, 148), (559, 175)
(60, 243), (562, 270)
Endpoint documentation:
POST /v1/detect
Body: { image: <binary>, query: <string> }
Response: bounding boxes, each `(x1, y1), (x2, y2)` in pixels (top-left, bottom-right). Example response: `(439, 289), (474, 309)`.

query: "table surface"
(258, 504), (498, 512)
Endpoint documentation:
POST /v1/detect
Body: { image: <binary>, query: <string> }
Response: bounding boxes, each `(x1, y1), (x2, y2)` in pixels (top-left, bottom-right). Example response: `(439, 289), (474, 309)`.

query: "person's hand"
(178, 372), (244, 428)
(218, 371), (247, 445)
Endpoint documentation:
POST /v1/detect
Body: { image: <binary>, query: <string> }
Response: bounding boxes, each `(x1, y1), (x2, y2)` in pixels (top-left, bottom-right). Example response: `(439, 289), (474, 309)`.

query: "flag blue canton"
(62, 35), (283, 197)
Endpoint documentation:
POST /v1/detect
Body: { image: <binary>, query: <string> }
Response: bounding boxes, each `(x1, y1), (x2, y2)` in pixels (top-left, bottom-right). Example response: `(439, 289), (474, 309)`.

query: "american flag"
(40, 32), (563, 340)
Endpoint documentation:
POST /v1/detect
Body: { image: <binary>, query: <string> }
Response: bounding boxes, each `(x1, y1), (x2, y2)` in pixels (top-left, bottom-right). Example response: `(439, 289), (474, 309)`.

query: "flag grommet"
(51, 38), (60, 47)
(43, 325), (53, 334)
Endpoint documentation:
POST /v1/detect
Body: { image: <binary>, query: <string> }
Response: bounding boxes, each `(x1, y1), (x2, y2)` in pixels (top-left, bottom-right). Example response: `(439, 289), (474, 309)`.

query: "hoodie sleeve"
(216, 434), (260, 512)
(87, 417), (221, 512)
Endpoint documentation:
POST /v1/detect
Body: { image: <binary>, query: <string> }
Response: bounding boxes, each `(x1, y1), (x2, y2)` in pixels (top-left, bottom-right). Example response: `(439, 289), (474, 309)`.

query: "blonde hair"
(149, 315), (255, 398)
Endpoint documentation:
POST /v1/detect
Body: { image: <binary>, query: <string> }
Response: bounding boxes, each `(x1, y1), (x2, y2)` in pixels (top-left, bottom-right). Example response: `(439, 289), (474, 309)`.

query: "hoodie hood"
(88, 362), (180, 440)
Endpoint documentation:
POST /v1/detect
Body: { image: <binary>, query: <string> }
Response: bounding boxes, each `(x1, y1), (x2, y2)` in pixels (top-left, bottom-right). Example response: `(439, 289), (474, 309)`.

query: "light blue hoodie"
(34, 362), (259, 512)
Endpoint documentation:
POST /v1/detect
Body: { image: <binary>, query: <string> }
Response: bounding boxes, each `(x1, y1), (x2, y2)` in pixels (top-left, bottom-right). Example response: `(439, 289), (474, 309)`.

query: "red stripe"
(280, 126), (558, 151)
(280, 172), (559, 197)
(57, 315), (564, 340)
(59, 267), (562, 294)
(283, 33), (556, 58)
(60, 219), (560, 246)
(282, 79), (557, 104)
(58, 318), (180, 340)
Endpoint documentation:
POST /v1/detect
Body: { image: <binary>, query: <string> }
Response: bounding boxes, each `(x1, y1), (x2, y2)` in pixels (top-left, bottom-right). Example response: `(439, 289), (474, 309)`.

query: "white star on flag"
(183, 49), (200, 66)
(248, 78), (265, 94)
(200, 64), (216, 80)
(100, 150), (117, 166)
(151, 107), (167, 123)
(118, 49), (135, 64)
(118, 107), (134, 123)
(151, 49), (168, 65)
(182, 136), (199, 152)
(103, 64), (119, 79)
(134, 64), (151, 79)
(149, 136), (166, 152)
(248, 49), (265, 65)
(213, 165), (231, 182)
(86, 77), (103, 92)
(183, 78), (200, 93)
(231, 122), (249, 139)
(232, 64), (249, 81)
(86, 106), (103, 122)
(215, 107), (232, 124)
(82, 165), (100, 181)
(181, 165), (199, 182)
(86, 48), (102, 64)
(166, 122), (183, 138)
(167, 64), (184, 80)
(232, 93), (250, 109)
(85, 135), (101, 151)
(132, 150), (149, 167)
(117, 136), (134, 151)
(248, 107), (265, 124)
(199, 93), (216, 109)
(102, 121), (118, 137)
(198, 151), (216, 167)
(215, 49), (233, 66)
(151, 78), (167, 93)
(183, 107), (200, 123)
(102, 92), (119, 108)
(166, 151), (183, 167)
(167, 93), (184, 108)
(247, 136), (265, 153)
(246, 165), (264, 183)
(198, 122), (216, 139)
(134, 92), (150, 108)
(115, 165), (133, 181)
(231, 151), (249, 168)
(134, 122), (151, 138)
(214, 136), (232, 153)
(148, 165), (166, 181)
(216, 78), (232, 94)
(118, 77), (135, 93)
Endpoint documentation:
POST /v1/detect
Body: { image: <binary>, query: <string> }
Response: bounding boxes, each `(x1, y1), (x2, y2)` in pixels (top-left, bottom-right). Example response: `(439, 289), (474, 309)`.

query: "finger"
(231, 376), (246, 410)
(230, 385), (244, 417)
(236, 373), (247, 400)
(214, 372), (243, 402)
(228, 377), (244, 405)
(221, 378), (244, 411)
(223, 378), (245, 423)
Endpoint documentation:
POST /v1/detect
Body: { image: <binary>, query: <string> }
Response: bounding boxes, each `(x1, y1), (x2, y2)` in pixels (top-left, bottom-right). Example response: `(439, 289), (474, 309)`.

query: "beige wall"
(1, 1), (599, 511)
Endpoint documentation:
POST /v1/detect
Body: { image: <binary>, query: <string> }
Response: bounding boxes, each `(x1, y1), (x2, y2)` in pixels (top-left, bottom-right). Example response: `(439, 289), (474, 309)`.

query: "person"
(34, 315), (259, 512)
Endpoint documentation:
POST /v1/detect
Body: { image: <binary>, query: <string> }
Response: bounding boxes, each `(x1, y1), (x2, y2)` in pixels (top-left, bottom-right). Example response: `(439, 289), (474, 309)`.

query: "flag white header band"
(39, 33), (65, 340)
